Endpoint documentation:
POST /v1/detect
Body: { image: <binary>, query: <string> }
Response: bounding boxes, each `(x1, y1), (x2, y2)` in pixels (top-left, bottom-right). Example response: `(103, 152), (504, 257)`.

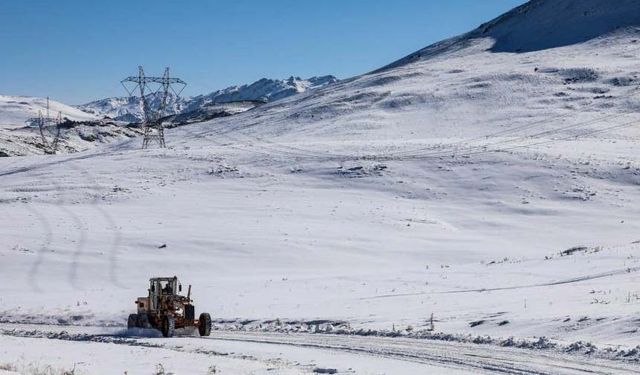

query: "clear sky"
(0, 0), (526, 104)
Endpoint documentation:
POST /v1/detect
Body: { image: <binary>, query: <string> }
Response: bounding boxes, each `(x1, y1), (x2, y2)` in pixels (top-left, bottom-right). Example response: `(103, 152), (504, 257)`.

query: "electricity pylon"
(121, 66), (187, 149)
(26, 97), (62, 154)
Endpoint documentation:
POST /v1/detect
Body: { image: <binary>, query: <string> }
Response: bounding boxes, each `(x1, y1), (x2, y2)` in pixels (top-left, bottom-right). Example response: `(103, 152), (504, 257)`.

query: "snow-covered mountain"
(77, 75), (338, 122)
(210, 0), (640, 146)
(0, 95), (98, 129)
(75, 92), (185, 122)
(481, 0), (640, 52)
(380, 0), (640, 71)
(181, 75), (338, 112)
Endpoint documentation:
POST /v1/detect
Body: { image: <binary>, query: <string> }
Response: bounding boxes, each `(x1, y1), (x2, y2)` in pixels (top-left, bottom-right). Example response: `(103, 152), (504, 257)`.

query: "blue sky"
(0, 0), (526, 104)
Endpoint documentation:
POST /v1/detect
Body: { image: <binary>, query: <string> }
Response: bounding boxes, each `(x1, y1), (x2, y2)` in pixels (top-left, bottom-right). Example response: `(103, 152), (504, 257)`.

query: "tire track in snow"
(62, 162), (106, 289)
(25, 169), (89, 291)
(62, 161), (125, 289)
(20, 162), (75, 292)
(0, 156), (25, 175)
(362, 266), (640, 300)
(58, 204), (89, 289)
(177, 120), (348, 163)
(0, 327), (295, 373)
(23, 204), (54, 293)
(207, 334), (545, 375)
(14, 155), (125, 290)
(204, 332), (640, 375)
(0, 150), (111, 178)
(3, 327), (637, 374)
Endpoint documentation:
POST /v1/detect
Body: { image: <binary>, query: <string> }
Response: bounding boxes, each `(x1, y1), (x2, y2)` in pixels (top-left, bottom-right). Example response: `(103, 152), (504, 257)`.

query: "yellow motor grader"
(128, 276), (211, 337)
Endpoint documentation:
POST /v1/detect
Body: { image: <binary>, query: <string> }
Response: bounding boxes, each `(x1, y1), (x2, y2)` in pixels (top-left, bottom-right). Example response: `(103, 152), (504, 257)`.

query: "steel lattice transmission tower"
(26, 97), (63, 154)
(121, 66), (187, 149)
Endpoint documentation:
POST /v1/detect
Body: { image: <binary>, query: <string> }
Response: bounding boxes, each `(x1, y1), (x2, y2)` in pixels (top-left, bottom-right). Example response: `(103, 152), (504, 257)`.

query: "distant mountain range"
(77, 75), (338, 122)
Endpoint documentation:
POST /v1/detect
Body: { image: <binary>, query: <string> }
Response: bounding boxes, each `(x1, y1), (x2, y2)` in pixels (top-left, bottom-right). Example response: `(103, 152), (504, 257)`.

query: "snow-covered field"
(0, 95), (97, 130)
(2, 0), (640, 373)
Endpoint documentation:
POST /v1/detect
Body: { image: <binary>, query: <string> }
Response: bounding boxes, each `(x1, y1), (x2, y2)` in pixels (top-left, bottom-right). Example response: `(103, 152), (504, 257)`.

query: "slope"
(380, 0), (640, 71)
(0, 95), (98, 130)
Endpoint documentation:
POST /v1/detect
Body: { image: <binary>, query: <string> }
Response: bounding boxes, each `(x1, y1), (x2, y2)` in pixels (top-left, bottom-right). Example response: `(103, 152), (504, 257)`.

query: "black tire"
(127, 314), (138, 329)
(198, 313), (211, 336)
(137, 313), (149, 329)
(161, 315), (175, 338)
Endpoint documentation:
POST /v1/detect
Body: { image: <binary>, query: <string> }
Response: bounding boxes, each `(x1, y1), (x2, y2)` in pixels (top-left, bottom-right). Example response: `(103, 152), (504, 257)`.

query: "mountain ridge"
(77, 75), (338, 122)
(377, 0), (640, 73)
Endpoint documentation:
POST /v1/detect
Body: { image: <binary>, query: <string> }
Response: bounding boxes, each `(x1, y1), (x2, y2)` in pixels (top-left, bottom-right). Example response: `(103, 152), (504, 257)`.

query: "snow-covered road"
(0, 323), (638, 374)
(206, 331), (640, 375)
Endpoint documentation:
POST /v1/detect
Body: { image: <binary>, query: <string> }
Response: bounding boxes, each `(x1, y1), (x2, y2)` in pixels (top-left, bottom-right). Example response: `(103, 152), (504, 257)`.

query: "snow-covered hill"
(0, 76), (337, 156)
(194, 3), (640, 151)
(0, 95), (98, 129)
(77, 75), (338, 122)
(478, 0), (640, 53)
(380, 0), (640, 71)
(0, 95), (141, 156)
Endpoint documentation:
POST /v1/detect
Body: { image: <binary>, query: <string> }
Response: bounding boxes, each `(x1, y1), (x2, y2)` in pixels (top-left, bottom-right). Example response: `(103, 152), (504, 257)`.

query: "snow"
(75, 95), (151, 122)
(184, 76), (338, 111)
(0, 334), (287, 375)
(379, 0), (640, 71)
(0, 96), (113, 157)
(0, 95), (97, 130)
(2, 0), (640, 372)
(77, 75), (338, 122)
(478, 0), (640, 53)
(3, 325), (639, 375)
(0, 327), (473, 374)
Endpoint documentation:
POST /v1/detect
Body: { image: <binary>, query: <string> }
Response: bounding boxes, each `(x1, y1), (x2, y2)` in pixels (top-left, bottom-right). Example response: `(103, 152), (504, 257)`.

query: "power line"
(25, 96), (63, 154)
(121, 66), (187, 149)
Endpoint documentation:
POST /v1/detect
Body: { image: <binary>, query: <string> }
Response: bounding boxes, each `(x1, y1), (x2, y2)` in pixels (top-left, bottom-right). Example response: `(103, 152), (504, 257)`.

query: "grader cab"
(128, 276), (211, 337)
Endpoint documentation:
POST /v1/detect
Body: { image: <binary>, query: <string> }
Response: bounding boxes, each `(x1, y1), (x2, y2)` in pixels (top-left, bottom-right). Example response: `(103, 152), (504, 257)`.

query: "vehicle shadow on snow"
(115, 327), (199, 338)
(114, 328), (162, 338)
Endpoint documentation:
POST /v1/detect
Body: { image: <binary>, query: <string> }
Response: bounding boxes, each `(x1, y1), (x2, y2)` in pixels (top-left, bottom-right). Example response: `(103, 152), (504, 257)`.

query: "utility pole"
(121, 66), (187, 149)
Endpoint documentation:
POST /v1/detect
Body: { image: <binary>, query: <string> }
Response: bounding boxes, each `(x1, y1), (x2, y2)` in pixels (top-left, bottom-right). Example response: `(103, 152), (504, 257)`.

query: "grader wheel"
(137, 313), (149, 328)
(127, 314), (138, 329)
(162, 315), (175, 337)
(198, 313), (211, 336)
